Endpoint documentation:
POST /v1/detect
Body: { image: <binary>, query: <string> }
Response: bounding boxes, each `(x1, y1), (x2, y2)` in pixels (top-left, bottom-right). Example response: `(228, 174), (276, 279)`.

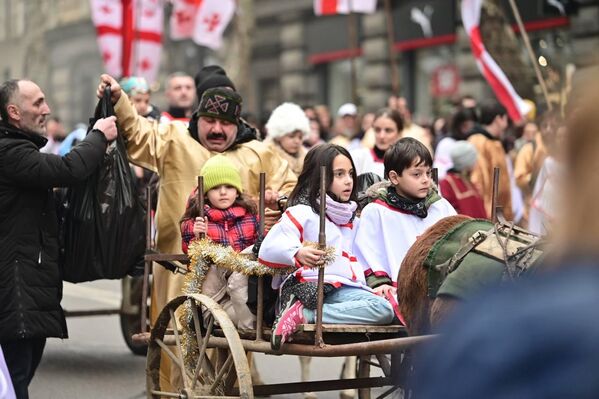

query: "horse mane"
(398, 215), (471, 336)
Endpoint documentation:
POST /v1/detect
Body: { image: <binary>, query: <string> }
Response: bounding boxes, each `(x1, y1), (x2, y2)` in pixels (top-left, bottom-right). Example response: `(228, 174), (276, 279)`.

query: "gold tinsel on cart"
(179, 238), (336, 370)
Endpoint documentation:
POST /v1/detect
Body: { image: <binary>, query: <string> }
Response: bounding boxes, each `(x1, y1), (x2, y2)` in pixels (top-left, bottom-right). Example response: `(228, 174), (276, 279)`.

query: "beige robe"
(468, 133), (514, 221)
(514, 132), (547, 227)
(267, 140), (307, 177)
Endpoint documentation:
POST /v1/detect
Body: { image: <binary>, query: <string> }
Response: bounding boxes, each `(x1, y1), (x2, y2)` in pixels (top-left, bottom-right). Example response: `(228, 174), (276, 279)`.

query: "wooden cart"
(135, 172), (434, 399)
(141, 253), (432, 399)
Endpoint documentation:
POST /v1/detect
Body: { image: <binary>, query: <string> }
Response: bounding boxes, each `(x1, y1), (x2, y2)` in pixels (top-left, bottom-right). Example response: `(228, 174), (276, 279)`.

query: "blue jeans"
(303, 286), (394, 325)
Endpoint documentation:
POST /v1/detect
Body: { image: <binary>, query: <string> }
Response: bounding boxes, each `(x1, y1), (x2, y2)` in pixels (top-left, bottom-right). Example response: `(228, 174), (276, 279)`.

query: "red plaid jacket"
(181, 204), (259, 254)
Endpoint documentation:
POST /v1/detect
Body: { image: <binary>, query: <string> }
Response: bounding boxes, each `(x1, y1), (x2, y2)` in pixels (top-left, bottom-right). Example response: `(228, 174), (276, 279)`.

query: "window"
(326, 58), (364, 114)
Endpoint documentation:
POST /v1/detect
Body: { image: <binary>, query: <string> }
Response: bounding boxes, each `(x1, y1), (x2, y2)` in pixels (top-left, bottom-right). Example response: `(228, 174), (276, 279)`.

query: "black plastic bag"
(61, 87), (146, 283)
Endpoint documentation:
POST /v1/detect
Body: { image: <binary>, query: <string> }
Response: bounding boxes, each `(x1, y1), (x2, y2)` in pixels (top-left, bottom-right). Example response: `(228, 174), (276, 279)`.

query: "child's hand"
(295, 246), (326, 268)
(373, 284), (397, 298)
(193, 216), (207, 238)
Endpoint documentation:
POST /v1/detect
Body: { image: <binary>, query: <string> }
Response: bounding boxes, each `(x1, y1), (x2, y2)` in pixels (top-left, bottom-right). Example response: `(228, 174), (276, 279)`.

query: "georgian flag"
(170, 0), (236, 50)
(314, 0), (377, 15)
(90, 0), (163, 83)
(461, 0), (530, 123)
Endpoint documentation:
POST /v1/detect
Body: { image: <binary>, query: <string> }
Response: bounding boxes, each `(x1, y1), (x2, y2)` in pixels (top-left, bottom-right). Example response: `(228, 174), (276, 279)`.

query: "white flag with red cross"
(170, 0), (236, 50)
(90, 0), (163, 83)
(314, 0), (377, 15)
(461, 0), (530, 123)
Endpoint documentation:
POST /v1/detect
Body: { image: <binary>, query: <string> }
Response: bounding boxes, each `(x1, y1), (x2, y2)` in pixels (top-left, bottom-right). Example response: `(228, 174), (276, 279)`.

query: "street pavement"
(29, 280), (389, 398)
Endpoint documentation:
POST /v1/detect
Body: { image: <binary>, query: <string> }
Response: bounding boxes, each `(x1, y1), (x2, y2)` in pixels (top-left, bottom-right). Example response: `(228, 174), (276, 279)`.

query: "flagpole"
(383, 0), (399, 95)
(347, 0), (359, 106)
(121, 0), (134, 78)
(507, 0), (553, 110)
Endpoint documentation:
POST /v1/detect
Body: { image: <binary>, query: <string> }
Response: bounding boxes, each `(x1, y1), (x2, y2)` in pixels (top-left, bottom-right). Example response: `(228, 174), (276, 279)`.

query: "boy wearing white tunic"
(354, 138), (456, 299)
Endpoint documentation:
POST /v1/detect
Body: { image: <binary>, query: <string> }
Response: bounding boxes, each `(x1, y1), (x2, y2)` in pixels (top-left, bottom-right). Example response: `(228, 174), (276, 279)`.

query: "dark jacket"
(0, 121), (108, 341)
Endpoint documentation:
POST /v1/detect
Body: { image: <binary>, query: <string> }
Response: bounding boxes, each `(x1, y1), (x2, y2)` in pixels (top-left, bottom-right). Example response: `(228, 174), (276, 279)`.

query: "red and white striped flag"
(170, 0), (236, 50)
(90, 0), (164, 83)
(314, 0), (377, 15)
(461, 0), (530, 123)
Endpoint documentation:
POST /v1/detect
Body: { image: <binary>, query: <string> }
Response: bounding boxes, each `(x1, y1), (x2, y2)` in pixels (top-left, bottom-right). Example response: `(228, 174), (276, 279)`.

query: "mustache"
(207, 132), (226, 140)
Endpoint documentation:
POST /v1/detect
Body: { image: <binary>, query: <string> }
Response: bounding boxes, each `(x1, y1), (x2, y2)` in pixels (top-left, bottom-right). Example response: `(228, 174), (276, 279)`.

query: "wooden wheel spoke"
(375, 354), (392, 377)
(154, 337), (194, 388)
(192, 303), (215, 389)
(209, 353), (234, 394)
(169, 307), (191, 390)
(155, 338), (184, 371)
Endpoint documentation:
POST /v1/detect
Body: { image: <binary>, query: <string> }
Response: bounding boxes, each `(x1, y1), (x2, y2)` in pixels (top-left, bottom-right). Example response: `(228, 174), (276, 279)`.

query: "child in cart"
(354, 137), (457, 304)
(180, 155), (259, 330)
(258, 144), (395, 349)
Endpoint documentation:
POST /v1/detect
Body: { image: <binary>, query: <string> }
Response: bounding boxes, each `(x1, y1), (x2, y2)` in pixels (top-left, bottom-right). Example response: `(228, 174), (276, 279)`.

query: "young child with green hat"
(180, 155), (259, 329)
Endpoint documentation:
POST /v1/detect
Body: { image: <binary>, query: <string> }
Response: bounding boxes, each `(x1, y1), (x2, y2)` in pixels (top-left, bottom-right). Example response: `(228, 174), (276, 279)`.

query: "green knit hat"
(200, 155), (243, 194)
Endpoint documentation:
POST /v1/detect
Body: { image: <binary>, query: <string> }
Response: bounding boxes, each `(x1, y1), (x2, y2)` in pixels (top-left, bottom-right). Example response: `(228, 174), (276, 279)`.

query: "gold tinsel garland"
(179, 238), (336, 371)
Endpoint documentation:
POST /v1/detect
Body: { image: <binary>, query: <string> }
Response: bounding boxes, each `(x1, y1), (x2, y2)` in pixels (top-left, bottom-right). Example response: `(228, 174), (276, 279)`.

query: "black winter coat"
(0, 121), (108, 341)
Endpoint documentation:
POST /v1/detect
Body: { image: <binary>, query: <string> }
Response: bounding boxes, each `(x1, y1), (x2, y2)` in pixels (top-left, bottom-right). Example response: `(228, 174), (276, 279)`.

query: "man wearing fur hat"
(265, 102), (311, 176)
(97, 70), (296, 390)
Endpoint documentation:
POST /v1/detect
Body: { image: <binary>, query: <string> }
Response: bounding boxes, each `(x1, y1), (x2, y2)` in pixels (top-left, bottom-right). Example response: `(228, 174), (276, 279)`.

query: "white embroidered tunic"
(258, 204), (369, 290)
(351, 147), (385, 178)
(353, 198), (457, 285)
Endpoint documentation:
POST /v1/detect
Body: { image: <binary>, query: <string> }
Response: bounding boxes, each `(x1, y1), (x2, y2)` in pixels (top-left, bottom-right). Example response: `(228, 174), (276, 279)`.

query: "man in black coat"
(0, 79), (117, 398)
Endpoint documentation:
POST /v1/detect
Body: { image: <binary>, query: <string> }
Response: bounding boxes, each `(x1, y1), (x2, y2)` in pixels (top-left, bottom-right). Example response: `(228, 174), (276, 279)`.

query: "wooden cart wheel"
(146, 294), (253, 399)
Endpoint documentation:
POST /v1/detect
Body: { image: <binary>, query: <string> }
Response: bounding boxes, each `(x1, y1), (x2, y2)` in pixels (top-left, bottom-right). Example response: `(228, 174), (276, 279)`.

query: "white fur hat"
(266, 102), (311, 140)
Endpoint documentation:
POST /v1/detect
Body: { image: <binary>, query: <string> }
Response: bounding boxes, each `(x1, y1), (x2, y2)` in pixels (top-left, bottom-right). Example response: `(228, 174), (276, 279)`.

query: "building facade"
(0, 0), (597, 129)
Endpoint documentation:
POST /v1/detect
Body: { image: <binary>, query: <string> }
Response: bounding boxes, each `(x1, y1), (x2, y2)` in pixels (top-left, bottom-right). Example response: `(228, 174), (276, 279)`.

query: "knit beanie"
(195, 65), (236, 102)
(119, 76), (149, 95)
(450, 140), (478, 172)
(200, 155), (243, 194)
(197, 87), (242, 124)
(265, 102), (311, 140)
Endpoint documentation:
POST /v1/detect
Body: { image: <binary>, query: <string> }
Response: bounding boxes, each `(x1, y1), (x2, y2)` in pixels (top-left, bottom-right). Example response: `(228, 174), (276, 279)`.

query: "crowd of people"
(0, 63), (569, 398)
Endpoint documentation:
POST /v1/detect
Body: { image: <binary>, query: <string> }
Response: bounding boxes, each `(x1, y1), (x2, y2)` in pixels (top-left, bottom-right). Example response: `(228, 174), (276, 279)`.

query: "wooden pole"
(256, 173), (266, 341)
(141, 185), (152, 333)
(491, 167), (500, 223)
(315, 166), (327, 348)
(383, 0), (400, 94)
(507, 0), (553, 111)
(196, 176), (205, 239)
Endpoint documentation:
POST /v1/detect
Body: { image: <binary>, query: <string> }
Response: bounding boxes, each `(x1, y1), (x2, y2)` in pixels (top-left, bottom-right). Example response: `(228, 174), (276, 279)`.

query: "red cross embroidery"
(143, 9), (156, 18)
(205, 95), (229, 114)
(204, 13), (221, 32)
(175, 10), (192, 25)
(102, 51), (112, 62)
(138, 58), (152, 72)
(100, 5), (112, 14)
